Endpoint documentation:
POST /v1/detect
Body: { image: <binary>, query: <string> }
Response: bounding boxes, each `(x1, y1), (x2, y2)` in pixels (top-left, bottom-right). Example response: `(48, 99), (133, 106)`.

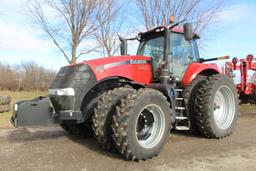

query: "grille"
(50, 64), (97, 112)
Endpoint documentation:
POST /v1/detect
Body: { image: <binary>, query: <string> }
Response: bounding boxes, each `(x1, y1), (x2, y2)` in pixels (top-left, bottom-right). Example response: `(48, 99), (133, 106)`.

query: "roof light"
(169, 16), (175, 24)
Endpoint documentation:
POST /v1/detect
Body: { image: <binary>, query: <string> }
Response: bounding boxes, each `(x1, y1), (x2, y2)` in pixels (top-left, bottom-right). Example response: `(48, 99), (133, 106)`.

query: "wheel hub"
(213, 85), (235, 130)
(136, 110), (154, 140)
(136, 104), (165, 149)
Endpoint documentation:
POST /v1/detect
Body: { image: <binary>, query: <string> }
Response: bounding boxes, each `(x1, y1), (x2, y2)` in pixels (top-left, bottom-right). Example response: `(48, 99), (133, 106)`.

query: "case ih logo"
(129, 60), (147, 64)
(96, 60), (150, 72)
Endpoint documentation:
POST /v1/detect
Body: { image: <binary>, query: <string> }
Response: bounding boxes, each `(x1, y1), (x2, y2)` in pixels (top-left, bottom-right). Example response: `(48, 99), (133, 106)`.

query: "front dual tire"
(92, 88), (172, 161)
(112, 88), (172, 161)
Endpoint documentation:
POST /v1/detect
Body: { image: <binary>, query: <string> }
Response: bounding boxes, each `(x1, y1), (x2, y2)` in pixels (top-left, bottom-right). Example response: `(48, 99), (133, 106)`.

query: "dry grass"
(0, 91), (47, 129)
(240, 104), (256, 114)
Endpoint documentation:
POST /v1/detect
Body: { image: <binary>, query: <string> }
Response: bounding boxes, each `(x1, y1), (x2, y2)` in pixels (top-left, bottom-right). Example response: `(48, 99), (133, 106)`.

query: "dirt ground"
(0, 110), (256, 171)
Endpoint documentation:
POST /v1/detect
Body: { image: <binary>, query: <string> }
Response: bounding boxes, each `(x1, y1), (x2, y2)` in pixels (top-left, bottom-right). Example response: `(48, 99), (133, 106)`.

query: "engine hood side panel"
(85, 55), (153, 85)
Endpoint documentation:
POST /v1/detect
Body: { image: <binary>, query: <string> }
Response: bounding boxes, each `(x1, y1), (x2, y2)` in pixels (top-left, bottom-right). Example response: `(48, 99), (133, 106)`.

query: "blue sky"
(0, 0), (255, 70)
(202, 0), (256, 60)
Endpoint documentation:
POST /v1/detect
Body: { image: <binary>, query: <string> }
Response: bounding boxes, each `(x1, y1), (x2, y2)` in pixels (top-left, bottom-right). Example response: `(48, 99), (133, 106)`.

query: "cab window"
(169, 33), (193, 78)
(137, 36), (164, 61)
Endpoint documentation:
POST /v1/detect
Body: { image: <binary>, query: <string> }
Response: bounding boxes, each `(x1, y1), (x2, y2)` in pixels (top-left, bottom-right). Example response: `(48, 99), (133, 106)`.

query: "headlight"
(14, 104), (18, 111)
(49, 88), (75, 96)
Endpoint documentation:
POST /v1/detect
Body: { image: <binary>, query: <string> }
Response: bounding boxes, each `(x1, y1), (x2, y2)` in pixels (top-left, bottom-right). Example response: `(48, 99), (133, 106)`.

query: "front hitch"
(11, 97), (56, 127)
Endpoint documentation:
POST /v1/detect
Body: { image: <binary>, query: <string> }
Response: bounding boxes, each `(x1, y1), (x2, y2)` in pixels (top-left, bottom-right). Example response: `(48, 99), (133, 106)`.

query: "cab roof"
(139, 26), (199, 39)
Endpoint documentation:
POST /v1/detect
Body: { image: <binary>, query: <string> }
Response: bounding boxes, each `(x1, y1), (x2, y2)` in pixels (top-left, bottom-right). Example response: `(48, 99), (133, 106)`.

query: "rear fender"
(182, 63), (220, 86)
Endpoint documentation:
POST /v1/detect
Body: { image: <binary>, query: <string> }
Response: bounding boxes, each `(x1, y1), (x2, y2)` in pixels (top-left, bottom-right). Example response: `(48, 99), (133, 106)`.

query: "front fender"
(181, 63), (220, 86)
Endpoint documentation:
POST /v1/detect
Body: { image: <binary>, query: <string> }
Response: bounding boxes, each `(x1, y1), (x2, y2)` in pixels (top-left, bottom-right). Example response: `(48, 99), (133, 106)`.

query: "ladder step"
(175, 126), (190, 131)
(175, 107), (185, 110)
(176, 116), (188, 120)
(175, 98), (184, 100)
(175, 89), (183, 92)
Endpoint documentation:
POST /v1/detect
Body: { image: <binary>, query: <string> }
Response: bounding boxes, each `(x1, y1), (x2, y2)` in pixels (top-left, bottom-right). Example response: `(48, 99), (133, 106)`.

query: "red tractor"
(11, 21), (239, 161)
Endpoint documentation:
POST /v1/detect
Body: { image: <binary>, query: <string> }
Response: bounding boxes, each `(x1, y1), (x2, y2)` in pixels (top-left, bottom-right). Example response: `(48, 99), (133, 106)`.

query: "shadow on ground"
(6, 127), (66, 142)
(68, 135), (123, 160)
(5, 126), (124, 160)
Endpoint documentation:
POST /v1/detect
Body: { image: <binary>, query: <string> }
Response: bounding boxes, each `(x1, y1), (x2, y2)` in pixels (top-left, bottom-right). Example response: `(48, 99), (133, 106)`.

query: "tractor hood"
(49, 55), (153, 116)
(70, 55), (153, 84)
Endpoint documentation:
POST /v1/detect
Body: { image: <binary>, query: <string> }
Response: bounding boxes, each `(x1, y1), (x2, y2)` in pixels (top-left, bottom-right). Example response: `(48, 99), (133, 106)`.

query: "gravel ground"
(0, 113), (256, 171)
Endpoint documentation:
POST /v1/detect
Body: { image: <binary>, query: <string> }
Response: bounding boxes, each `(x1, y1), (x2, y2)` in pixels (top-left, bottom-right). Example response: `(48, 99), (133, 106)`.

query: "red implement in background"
(225, 54), (256, 104)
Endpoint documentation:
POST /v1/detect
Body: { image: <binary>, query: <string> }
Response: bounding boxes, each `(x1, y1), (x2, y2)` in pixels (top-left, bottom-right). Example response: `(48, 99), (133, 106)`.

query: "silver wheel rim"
(213, 85), (235, 130)
(135, 104), (165, 149)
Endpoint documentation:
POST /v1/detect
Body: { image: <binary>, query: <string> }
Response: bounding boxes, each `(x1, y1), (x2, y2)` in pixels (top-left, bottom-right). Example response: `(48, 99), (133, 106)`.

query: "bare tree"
(0, 63), (18, 90)
(27, 0), (107, 64)
(94, 0), (124, 57)
(134, 0), (224, 34)
(0, 62), (55, 91)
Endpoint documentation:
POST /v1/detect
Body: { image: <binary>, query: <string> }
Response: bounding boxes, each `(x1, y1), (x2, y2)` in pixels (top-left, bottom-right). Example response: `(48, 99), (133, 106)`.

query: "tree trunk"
(71, 46), (77, 64)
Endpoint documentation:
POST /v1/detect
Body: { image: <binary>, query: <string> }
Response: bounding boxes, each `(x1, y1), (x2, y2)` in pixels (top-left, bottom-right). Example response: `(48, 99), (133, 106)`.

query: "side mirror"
(118, 36), (127, 55)
(183, 23), (193, 41)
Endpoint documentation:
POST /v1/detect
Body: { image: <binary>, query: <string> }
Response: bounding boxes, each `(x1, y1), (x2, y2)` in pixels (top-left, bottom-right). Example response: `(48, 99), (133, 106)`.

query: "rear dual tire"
(194, 75), (239, 138)
(184, 75), (206, 133)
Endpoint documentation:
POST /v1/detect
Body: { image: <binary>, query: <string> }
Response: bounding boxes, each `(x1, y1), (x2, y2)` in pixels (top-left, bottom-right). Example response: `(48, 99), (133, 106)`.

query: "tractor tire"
(0, 104), (10, 113)
(112, 88), (172, 161)
(0, 96), (11, 105)
(60, 123), (93, 138)
(92, 87), (135, 151)
(194, 75), (239, 138)
(183, 75), (206, 133)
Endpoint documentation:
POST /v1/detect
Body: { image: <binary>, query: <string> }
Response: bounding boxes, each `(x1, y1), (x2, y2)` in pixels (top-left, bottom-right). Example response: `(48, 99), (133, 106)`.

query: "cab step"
(175, 107), (185, 110)
(175, 126), (190, 131)
(175, 116), (188, 120)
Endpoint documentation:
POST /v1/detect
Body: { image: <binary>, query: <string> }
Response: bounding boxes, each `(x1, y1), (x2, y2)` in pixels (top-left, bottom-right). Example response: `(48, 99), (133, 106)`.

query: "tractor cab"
(119, 21), (202, 83)
(137, 26), (200, 80)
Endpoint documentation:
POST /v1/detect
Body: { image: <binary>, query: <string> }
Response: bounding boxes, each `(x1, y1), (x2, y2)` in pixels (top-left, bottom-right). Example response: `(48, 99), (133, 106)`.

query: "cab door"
(169, 33), (199, 79)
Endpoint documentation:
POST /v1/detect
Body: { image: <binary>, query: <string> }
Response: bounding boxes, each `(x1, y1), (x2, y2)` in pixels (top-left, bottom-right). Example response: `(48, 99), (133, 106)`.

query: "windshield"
(137, 36), (164, 61)
(137, 32), (200, 79)
(137, 32), (199, 60)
